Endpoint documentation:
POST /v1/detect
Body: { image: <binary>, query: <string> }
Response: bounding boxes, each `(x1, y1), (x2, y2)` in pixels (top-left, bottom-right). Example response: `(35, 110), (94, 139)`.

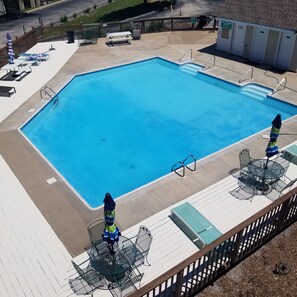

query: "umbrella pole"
(108, 244), (115, 255)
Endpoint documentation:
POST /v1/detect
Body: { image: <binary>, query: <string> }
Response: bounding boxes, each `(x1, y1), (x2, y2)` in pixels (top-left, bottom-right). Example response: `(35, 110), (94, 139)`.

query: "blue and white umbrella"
(266, 114), (282, 158)
(102, 193), (121, 254)
(6, 33), (15, 64)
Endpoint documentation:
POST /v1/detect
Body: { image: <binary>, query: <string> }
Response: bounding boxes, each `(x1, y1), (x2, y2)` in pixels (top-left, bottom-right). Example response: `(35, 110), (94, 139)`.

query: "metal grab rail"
(171, 161), (185, 178)
(40, 86), (59, 109)
(171, 154), (197, 177)
(272, 77), (287, 94)
(183, 154), (197, 172)
(199, 55), (216, 71)
(179, 49), (193, 63)
(239, 67), (254, 83)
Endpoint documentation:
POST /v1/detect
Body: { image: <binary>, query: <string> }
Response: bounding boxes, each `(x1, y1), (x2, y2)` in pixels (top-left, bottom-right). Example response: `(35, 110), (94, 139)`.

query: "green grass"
(63, 0), (170, 25)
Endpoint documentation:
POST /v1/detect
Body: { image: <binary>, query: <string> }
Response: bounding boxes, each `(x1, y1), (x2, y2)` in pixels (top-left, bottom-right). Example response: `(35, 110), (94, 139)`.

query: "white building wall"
(216, 19), (233, 52)
(0, 0), (5, 15)
(216, 18), (297, 71)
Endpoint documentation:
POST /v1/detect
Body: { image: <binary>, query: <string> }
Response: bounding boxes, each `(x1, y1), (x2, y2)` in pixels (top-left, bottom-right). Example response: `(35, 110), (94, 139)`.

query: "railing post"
(174, 270), (184, 297)
(275, 199), (291, 230)
(230, 230), (244, 264)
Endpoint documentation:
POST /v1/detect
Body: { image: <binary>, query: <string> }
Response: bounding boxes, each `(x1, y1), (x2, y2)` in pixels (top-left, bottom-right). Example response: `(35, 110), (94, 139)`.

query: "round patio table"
(248, 159), (284, 193)
(248, 159), (284, 181)
(89, 236), (136, 283)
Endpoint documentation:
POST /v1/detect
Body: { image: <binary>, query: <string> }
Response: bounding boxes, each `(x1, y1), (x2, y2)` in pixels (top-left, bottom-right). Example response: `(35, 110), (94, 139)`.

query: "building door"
(276, 31), (295, 68)
(231, 24), (245, 56)
(250, 27), (268, 62)
(264, 30), (280, 65)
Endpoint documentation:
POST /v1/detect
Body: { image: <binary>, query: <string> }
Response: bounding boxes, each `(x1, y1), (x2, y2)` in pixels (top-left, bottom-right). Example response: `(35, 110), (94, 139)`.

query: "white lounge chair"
(18, 52), (50, 62)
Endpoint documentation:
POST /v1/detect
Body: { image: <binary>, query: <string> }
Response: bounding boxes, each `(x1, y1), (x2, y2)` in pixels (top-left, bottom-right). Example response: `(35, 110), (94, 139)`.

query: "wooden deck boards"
(0, 155), (72, 297)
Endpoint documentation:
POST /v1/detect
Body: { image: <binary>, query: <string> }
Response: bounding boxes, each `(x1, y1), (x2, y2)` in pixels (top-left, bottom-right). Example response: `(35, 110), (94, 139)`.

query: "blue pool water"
(22, 58), (297, 208)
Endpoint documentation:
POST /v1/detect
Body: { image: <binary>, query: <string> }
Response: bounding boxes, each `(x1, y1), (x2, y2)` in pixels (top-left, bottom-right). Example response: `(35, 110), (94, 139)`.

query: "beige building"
(213, 0), (297, 72)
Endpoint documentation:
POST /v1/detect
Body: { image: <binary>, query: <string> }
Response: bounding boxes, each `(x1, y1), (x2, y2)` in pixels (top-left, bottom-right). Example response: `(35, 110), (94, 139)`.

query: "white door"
(231, 24), (245, 56)
(251, 27), (268, 61)
(276, 31), (295, 68)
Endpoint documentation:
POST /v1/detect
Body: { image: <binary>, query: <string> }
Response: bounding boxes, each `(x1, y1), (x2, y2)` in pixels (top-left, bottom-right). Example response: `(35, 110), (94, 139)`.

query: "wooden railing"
(0, 29), (38, 68)
(129, 187), (297, 297)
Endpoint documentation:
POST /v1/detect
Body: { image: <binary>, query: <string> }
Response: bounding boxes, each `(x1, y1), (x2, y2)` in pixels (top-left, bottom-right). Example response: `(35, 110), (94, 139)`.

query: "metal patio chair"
(87, 218), (105, 247)
(239, 148), (252, 169)
(108, 267), (143, 297)
(69, 259), (107, 295)
(123, 225), (153, 267)
(230, 171), (262, 202)
(265, 177), (297, 201)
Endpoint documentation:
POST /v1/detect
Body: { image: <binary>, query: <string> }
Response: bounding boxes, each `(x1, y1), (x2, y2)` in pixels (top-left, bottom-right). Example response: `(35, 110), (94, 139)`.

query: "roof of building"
(212, 0), (297, 31)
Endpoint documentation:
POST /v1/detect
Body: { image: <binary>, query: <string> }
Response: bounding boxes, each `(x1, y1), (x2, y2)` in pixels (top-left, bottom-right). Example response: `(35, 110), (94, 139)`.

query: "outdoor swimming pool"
(21, 58), (297, 208)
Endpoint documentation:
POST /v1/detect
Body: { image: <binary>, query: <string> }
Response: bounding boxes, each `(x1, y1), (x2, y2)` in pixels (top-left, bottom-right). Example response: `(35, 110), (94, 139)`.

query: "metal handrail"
(272, 77), (287, 94)
(183, 154), (197, 172)
(199, 55), (216, 71)
(239, 67), (254, 83)
(171, 161), (186, 178)
(40, 86), (59, 109)
(179, 49), (193, 63)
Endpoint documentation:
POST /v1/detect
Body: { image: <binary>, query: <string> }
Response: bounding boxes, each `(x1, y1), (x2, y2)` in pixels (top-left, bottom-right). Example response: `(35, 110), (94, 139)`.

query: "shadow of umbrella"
(6, 33), (15, 64)
(102, 193), (121, 255)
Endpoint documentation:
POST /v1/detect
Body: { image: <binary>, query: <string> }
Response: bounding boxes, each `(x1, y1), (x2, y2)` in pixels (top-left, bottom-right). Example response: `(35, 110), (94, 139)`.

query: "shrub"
(108, 0), (112, 3)
(93, 4), (97, 9)
(60, 16), (68, 23)
(84, 8), (90, 13)
(146, 21), (164, 33)
(72, 13), (77, 18)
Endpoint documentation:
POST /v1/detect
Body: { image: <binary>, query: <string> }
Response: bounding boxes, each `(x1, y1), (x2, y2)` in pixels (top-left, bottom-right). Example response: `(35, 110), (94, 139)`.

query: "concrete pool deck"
(1, 30), (297, 261)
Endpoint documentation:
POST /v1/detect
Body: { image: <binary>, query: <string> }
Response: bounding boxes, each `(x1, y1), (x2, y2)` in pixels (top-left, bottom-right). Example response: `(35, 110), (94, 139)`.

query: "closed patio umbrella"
(102, 193), (121, 254)
(265, 114), (282, 164)
(6, 33), (15, 64)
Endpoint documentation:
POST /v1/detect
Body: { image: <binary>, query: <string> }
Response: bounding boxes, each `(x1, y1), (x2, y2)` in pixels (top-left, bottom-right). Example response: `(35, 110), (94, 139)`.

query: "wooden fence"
(129, 187), (297, 297)
(0, 29), (38, 68)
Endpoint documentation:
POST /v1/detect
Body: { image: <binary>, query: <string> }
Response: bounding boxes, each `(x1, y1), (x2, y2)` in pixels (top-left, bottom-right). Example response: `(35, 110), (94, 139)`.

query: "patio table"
(248, 159), (284, 192)
(89, 236), (136, 283)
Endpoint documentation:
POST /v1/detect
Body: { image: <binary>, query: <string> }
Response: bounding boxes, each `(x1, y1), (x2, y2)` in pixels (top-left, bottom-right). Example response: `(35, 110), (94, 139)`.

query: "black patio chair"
(239, 148), (252, 169)
(230, 171), (263, 202)
(108, 267), (144, 297)
(87, 218), (105, 247)
(69, 259), (107, 295)
(123, 225), (153, 267)
(265, 177), (297, 201)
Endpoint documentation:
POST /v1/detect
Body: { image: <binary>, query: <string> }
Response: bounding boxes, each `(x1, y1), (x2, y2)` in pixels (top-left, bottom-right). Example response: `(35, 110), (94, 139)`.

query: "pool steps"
(240, 84), (271, 101)
(180, 63), (203, 75)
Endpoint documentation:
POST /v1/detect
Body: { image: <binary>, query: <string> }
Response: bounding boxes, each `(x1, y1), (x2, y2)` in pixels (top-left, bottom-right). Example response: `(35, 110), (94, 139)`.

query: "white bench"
(106, 31), (132, 46)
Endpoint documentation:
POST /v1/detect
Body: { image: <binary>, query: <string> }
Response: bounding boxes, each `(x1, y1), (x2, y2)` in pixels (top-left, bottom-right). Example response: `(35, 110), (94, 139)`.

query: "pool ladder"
(171, 154), (197, 177)
(40, 86), (59, 110)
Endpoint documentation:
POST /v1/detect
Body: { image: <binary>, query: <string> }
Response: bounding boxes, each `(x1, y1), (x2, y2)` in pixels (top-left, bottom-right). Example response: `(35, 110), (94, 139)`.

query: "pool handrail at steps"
(198, 55), (216, 71)
(179, 49), (193, 63)
(239, 67), (254, 83)
(272, 77), (287, 94)
(40, 86), (59, 109)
